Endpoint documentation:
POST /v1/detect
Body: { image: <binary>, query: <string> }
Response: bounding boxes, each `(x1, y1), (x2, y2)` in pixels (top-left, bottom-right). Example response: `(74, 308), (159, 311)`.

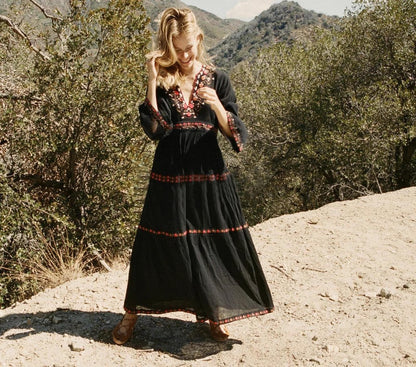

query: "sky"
(183, 0), (355, 21)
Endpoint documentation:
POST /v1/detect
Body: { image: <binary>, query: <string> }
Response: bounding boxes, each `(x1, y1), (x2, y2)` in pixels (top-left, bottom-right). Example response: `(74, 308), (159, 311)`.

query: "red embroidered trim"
(173, 122), (217, 132)
(144, 98), (172, 131)
(124, 306), (274, 325)
(226, 111), (243, 152)
(199, 308), (274, 325)
(150, 172), (230, 183)
(168, 65), (215, 120)
(138, 223), (249, 237)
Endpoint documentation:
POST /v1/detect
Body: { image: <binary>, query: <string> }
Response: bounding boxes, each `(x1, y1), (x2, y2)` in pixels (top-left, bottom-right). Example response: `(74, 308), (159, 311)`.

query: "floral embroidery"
(168, 65), (215, 120)
(138, 223), (249, 238)
(173, 122), (217, 132)
(226, 111), (243, 152)
(144, 98), (172, 131)
(150, 171), (230, 183)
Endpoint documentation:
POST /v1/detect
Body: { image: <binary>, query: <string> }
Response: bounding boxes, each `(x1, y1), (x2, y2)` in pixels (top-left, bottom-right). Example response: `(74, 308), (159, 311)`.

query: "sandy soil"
(1, 187), (416, 367)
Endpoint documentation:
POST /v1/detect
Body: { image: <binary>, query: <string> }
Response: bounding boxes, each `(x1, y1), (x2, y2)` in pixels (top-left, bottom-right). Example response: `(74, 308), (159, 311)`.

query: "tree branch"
(28, 0), (63, 21)
(15, 174), (64, 190)
(0, 93), (42, 101)
(0, 14), (51, 61)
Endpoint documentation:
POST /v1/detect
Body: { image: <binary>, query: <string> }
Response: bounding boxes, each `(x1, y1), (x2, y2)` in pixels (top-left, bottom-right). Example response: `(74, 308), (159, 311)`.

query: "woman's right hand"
(146, 53), (160, 82)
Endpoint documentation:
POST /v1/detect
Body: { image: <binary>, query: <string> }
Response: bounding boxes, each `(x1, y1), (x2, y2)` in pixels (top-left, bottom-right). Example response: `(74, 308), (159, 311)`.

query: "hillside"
(210, 0), (338, 70)
(1, 187), (415, 366)
(0, 0), (245, 50)
(143, 0), (245, 49)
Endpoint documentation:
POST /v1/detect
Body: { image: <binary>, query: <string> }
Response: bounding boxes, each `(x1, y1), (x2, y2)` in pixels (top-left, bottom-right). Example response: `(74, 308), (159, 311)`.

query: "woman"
(112, 7), (274, 344)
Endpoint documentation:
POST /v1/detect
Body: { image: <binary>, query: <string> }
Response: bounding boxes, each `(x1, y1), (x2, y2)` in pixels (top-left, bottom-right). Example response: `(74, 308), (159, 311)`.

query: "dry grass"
(29, 241), (91, 288)
(107, 253), (130, 271)
(13, 228), (95, 289)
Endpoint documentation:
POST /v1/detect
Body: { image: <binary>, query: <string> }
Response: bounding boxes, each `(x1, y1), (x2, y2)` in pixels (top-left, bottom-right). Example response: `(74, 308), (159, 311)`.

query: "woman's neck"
(180, 61), (202, 78)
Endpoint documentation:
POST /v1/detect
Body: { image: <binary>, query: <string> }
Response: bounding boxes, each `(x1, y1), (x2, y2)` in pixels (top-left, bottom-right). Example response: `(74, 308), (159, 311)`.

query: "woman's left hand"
(197, 86), (232, 137)
(197, 87), (221, 110)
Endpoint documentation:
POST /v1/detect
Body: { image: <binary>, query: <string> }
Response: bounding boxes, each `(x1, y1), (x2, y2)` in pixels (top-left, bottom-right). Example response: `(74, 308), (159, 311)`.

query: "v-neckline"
(168, 64), (214, 120)
(177, 65), (204, 107)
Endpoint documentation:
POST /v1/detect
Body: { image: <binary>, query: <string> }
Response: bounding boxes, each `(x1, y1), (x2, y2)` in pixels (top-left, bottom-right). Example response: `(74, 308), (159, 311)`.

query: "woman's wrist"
(211, 101), (225, 115)
(148, 77), (157, 85)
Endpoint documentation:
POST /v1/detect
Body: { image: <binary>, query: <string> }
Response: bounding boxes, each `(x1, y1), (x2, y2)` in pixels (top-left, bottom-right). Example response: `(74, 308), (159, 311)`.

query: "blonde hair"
(148, 8), (212, 90)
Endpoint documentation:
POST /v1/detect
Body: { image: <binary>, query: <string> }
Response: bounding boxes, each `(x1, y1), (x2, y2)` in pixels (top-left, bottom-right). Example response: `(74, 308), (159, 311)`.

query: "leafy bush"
(0, 0), (152, 308)
(231, 0), (416, 224)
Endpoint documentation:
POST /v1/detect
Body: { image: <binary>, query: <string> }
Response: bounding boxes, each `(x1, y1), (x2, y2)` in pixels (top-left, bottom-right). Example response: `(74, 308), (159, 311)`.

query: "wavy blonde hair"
(147, 8), (212, 90)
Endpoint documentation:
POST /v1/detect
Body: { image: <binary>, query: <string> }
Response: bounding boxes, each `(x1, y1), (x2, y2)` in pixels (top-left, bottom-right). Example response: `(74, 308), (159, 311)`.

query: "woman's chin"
(179, 59), (195, 72)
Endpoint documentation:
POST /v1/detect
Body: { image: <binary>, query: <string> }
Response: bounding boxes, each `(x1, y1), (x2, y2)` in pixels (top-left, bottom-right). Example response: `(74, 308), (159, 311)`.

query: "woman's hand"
(197, 87), (233, 138)
(145, 53), (161, 111)
(197, 87), (221, 110)
(146, 54), (160, 82)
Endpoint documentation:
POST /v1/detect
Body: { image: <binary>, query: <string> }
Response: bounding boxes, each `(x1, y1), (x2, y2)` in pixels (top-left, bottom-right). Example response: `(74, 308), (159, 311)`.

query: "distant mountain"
(1, 0), (337, 72)
(0, 0), (245, 51)
(209, 1), (338, 71)
(143, 0), (245, 49)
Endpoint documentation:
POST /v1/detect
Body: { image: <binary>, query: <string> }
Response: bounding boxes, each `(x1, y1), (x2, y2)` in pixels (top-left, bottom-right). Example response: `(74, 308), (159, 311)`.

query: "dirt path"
(1, 187), (416, 366)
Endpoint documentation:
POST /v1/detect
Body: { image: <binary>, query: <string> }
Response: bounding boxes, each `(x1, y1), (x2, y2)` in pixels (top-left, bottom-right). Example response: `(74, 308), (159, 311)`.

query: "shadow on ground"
(0, 309), (241, 360)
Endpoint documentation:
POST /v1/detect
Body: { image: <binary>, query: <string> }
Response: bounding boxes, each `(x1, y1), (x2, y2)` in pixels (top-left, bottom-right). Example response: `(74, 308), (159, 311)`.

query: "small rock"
(52, 316), (62, 324)
(309, 358), (321, 365)
(323, 345), (339, 354)
(312, 336), (318, 341)
(320, 291), (339, 302)
(329, 293), (339, 302)
(56, 307), (70, 311)
(26, 318), (32, 327)
(69, 341), (85, 352)
(377, 289), (392, 299)
(403, 284), (410, 289)
(42, 317), (52, 326)
(307, 218), (319, 225)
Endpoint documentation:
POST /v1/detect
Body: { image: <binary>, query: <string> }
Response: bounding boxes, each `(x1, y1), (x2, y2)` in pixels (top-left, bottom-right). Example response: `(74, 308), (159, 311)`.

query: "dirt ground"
(1, 187), (416, 367)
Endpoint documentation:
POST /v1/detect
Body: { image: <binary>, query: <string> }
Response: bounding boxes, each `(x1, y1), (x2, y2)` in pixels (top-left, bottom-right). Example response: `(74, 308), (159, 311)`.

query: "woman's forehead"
(173, 33), (197, 49)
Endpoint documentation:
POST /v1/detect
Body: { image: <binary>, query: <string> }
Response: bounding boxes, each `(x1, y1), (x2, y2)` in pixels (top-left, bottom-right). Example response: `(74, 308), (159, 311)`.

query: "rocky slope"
(210, 0), (338, 70)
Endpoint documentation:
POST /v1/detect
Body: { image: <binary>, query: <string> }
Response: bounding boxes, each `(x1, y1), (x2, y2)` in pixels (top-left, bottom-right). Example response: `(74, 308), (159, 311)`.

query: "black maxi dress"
(124, 65), (274, 325)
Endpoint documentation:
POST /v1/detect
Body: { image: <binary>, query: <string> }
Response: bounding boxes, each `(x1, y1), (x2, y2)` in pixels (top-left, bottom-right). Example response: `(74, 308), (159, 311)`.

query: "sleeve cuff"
(144, 98), (171, 131)
(226, 111), (243, 152)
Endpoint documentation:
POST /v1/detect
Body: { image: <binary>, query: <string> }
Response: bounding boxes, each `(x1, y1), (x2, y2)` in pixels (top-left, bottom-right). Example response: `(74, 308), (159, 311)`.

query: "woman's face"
(172, 33), (200, 74)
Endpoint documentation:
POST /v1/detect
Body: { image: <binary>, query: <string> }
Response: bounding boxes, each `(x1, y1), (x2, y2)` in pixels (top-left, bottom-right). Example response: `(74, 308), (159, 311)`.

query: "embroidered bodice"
(167, 65), (215, 120)
(139, 65), (247, 153)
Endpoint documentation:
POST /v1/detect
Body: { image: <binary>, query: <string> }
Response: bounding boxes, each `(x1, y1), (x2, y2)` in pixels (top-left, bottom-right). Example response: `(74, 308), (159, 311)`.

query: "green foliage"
(231, 0), (416, 224)
(1, 0), (152, 308)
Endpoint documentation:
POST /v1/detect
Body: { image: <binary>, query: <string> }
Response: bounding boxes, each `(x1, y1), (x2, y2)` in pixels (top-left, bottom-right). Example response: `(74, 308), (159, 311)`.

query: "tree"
(231, 0), (416, 224)
(0, 0), (152, 307)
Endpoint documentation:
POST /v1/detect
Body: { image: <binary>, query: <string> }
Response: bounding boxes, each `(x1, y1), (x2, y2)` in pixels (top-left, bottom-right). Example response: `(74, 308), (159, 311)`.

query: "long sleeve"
(139, 88), (173, 141)
(215, 70), (248, 153)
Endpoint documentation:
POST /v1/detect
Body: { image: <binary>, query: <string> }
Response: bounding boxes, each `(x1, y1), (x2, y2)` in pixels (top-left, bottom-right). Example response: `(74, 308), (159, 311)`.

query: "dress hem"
(123, 306), (274, 325)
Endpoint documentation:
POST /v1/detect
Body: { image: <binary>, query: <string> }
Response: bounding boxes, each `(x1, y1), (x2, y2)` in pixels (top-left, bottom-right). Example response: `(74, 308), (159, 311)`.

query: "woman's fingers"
(146, 56), (159, 79)
(198, 87), (219, 105)
(198, 87), (214, 99)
